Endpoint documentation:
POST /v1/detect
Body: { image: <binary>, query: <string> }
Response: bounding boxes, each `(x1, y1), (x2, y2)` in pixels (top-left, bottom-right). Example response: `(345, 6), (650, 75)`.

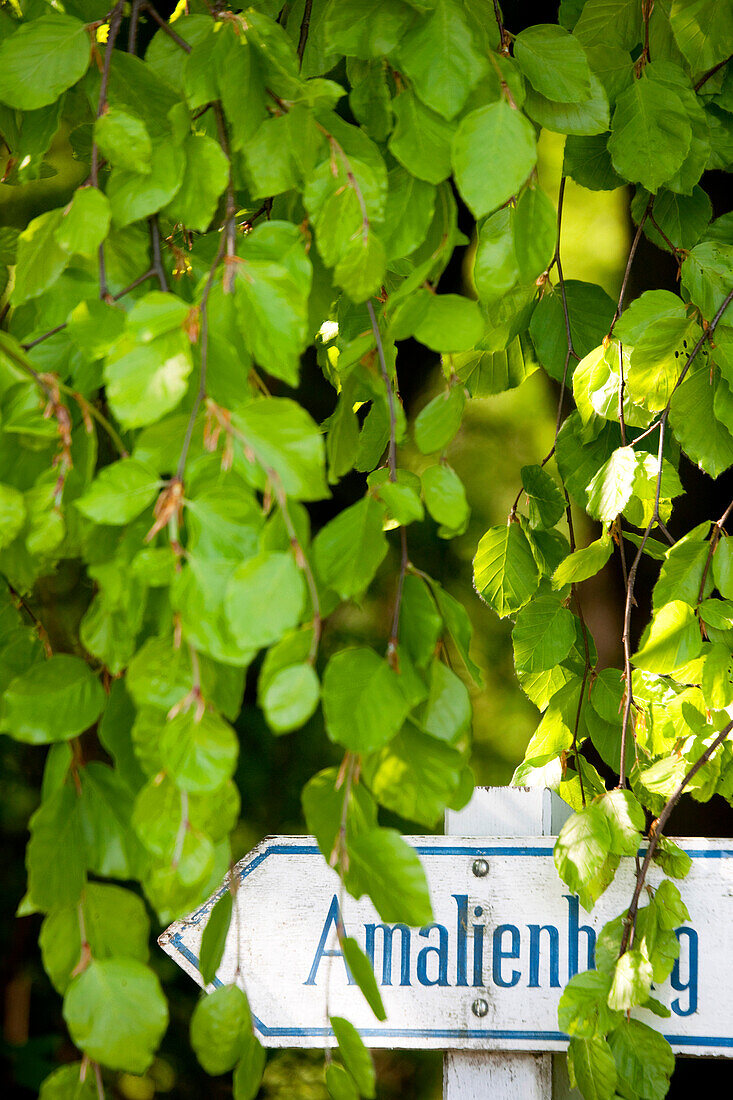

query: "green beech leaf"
(514, 24), (593, 101)
(521, 465), (566, 530)
(232, 1033), (266, 1100)
(669, 0), (733, 73)
(232, 398), (328, 501)
(27, 783), (86, 911)
(322, 647), (409, 753)
(165, 134), (229, 233)
(389, 88), (455, 184)
(552, 532), (613, 589)
(38, 1064), (97, 1099)
(422, 464), (470, 533)
(554, 803), (617, 911)
(226, 551), (306, 650)
(199, 890), (233, 985)
(1, 655), (105, 744)
(558, 968), (620, 1039)
(342, 937), (386, 1020)
(568, 1036), (617, 1100)
(586, 446), (639, 522)
(452, 102), (537, 219)
(313, 495), (387, 599)
(393, 0), (488, 120)
(608, 75), (692, 192)
(608, 1019), (674, 1100)
(0, 483), (27, 549)
(190, 983), (251, 1076)
(55, 188), (110, 258)
(94, 108), (152, 174)
(513, 595), (576, 672)
(40, 883), (149, 995)
(330, 1016), (376, 1098)
(347, 826), (433, 926)
(0, 14), (91, 110)
(262, 662), (320, 734)
(633, 600), (703, 673)
(473, 523), (540, 617)
(63, 958), (168, 1074)
(160, 708), (238, 793)
(326, 1063), (359, 1100)
(75, 460), (159, 525)
(12, 208), (69, 304)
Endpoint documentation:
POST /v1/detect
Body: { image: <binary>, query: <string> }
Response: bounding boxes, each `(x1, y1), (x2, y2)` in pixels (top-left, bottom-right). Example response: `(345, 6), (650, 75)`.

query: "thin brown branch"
(492, 0), (510, 54)
(551, 177), (578, 442)
(694, 54), (732, 92)
(647, 209), (684, 257)
(148, 216), (168, 292)
(21, 269), (156, 351)
(175, 236), (227, 480)
(609, 197), (652, 333)
(617, 340), (627, 445)
(619, 425), (665, 787)
(619, 718), (733, 956)
(127, 0), (142, 52)
(143, 4), (192, 52)
(697, 498), (733, 606)
(213, 105), (237, 271)
(91, 2), (125, 299)
(297, 0), (313, 65)
(566, 499), (590, 806)
(367, 300), (397, 481)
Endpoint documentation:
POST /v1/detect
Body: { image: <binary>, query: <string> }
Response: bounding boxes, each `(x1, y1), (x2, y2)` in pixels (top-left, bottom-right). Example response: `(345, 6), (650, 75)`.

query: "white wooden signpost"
(160, 788), (733, 1097)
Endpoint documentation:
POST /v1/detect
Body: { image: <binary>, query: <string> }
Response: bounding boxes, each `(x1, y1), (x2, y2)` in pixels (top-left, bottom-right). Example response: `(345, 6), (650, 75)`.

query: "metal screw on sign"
(471, 999), (489, 1018)
(472, 858), (489, 877)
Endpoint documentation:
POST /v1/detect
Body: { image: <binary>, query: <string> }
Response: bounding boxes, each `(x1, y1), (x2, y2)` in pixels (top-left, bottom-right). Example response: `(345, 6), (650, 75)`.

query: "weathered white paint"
(444, 787), (569, 1100)
(159, 797), (733, 1058)
(444, 1050), (552, 1100)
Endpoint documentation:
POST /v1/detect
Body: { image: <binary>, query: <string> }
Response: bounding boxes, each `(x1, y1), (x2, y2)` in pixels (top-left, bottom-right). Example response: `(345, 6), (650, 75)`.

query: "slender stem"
(176, 235), (227, 480)
(148, 217), (168, 292)
(21, 269), (156, 351)
(297, 0), (313, 64)
(271, 476), (322, 663)
(143, 4), (192, 52)
(566, 500), (590, 806)
(127, 0), (141, 52)
(619, 718), (733, 955)
(367, 301), (397, 481)
(619, 425), (666, 787)
(552, 178), (578, 442)
(697, 498), (733, 606)
(694, 54), (732, 92)
(647, 210), (683, 257)
(492, 0), (509, 53)
(609, 198), (652, 332)
(617, 340), (627, 445)
(91, 2), (125, 299)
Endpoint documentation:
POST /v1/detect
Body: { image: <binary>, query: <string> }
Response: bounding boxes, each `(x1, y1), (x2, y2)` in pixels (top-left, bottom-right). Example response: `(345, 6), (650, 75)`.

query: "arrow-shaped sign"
(160, 834), (733, 1056)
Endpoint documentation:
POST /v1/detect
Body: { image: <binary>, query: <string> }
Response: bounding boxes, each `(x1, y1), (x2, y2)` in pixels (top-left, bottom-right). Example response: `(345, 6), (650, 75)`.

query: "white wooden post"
(444, 787), (575, 1100)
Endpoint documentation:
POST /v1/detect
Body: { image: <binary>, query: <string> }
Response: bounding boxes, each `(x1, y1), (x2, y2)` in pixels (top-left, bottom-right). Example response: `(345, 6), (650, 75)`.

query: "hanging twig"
(619, 718), (733, 955)
(175, 235), (227, 480)
(91, 2), (125, 300)
(148, 216), (168, 292)
(143, 4), (192, 53)
(297, 0), (313, 65)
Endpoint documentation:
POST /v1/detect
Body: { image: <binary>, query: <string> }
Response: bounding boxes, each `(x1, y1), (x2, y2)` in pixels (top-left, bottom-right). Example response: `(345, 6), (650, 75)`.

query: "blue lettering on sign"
(304, 892), (700, 1019)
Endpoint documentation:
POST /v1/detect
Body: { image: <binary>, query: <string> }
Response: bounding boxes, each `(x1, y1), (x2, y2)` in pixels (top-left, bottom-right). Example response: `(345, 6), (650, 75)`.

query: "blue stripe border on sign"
(168, 842), (733, 1047)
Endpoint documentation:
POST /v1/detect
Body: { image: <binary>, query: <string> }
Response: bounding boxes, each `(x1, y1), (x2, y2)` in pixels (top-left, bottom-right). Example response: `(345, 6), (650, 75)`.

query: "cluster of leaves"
(0, 0), (732, 1097)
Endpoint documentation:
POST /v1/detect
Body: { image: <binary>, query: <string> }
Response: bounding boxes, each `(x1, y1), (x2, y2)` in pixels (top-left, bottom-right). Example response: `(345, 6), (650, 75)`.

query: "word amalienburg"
(305, 893), (698, 1018)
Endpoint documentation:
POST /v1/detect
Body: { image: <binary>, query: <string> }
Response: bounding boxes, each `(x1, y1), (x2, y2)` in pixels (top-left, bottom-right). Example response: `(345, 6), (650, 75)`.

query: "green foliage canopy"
(1, 1), (733, 1098)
